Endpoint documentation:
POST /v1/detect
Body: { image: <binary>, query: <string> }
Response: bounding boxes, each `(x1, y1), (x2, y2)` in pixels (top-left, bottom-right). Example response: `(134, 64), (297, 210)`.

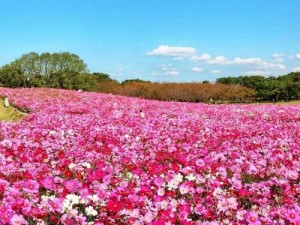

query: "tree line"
(216, 73), (300, 101)
(6, 51), (300, 103)
(91, 80), (255, 103)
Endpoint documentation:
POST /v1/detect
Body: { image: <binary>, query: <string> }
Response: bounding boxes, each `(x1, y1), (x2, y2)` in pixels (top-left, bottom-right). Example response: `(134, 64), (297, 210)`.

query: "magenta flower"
(41, 176), (55, 190)
(50, 198), (63, 212)
(23, 180), (39, 193)
(245, 212), (261, 225)
(286, 209), (300, 223)
(0, 87), (300, 224)
(64, 179), (81, 192)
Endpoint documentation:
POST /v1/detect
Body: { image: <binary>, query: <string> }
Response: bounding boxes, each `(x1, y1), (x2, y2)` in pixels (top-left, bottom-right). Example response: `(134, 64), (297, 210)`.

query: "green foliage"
(92, 72), (112, 81)
(121, 79), (150, 85)
(0, 65), (25, 87)
(216, 72), (300, 101)
(0, 52), (91, 89)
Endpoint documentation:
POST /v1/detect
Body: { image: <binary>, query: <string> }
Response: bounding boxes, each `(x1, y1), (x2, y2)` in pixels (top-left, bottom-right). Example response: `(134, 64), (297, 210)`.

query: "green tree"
(0, 52), (88, 88)
(0, 65), (25, 87)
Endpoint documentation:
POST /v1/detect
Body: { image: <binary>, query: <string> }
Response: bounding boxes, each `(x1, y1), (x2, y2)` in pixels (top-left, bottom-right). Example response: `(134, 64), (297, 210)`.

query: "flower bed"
(0, 87), (299, 224)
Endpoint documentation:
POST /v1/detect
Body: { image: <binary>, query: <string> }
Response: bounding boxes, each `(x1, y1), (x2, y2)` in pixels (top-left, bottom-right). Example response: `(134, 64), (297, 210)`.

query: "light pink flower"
(10, 214), (27, 225)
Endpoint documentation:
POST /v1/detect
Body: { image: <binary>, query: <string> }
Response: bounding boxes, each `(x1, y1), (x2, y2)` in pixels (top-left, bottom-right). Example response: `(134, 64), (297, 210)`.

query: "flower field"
(0, 87), (299, 225)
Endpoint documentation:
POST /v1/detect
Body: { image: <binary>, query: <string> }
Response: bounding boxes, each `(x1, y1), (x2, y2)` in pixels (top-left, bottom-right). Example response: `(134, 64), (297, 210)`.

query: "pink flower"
(64, 179), (81, 192)
(245, 212), (261, 225)
(10, 214), (27, 225)
(50, 198), (63, 212)
(23, 180), (39, 193)
(41, 176), (55, 190)
(0, 206), (12, 222)
(286, 209), (300, 223)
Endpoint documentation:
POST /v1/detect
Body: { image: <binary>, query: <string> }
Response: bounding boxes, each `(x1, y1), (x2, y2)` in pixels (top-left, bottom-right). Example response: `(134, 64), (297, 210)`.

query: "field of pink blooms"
(0, 87), (299, 225)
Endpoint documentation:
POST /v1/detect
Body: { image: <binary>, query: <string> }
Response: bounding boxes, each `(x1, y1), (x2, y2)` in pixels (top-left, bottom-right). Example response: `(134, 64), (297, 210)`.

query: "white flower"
(167, 180), (179, 190)
(205, 174), (212, 179)
(41, 195), (55, 201)
(67, 129), (74, 135)
(68, 163), (76, 170)
(62, 199), (72, 212)
(179, 184), (189, 195)
(68, 194), (81, 203)
(82, 162), (91, 168)
(213, 187), (223, 197)
(129, 209), (140, 218)
(85, 206), (98, 216)
(160, 200), (168, 209)
(125, 172), (133, 179)
(49, 130), (56, 135)
(174, 173), (183, 182)
(88, 195), (99, 202)
(185, 174), (196, 181)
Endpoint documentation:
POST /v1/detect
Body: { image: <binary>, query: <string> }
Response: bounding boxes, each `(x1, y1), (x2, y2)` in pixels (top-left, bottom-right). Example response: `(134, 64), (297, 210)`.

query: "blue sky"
(0, 0), (299, 82)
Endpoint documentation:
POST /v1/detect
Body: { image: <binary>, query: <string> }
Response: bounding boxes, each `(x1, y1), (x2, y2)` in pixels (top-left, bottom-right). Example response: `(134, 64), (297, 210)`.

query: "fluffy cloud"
(147, 45), (289, 76)
(290, 54), (300, 59)
(160, 64), (180, 76)
(191, 67), (203, 73)
(271, 53), (284, 58)
(229, 57), (263, 65)
(207, 56), (227, 65)
(190, 54), (211, 61)
(259, 62), (286, 70)
(147, 45), (197, 57)
(272, 57), (283, 63)
(225, 57), (286, 70)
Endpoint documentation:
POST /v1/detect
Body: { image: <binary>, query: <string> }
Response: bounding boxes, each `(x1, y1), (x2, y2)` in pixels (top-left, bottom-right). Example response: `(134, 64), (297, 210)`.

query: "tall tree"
(0, 52), (88, 88)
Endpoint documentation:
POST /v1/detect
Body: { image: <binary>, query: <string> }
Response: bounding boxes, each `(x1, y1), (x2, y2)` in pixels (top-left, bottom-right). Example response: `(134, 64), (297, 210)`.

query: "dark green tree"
(0, 52), (88, 88)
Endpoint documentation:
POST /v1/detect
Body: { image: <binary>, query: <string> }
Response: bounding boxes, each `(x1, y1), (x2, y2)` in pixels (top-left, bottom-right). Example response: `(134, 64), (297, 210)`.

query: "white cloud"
(211, 70), (221, 74)
(292, 67), (300, 72)
(160, 64), (180, 76)
(190, 54), (211, 61)
(290, 54), (300, 59)
(259, 62), (286, 70)
(147, 45), (288, 74)
(226, 57), (286, 70)
(207, 56), (227, 64)
(272, 57), (283, 63)
(191, 67), (203, 73)
(271, 53), (284, 58)
(229, 57), (263, 65)
(172, 56), (185, 61)
(147, 45), (197, 57)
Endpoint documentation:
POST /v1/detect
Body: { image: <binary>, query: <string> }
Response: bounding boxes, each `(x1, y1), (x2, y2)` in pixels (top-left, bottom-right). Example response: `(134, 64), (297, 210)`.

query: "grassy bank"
(0, 98), (27, 121)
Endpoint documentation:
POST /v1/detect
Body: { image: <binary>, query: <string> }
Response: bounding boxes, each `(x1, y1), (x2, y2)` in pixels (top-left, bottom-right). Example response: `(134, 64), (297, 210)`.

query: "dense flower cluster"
(0, 87), (299, 225)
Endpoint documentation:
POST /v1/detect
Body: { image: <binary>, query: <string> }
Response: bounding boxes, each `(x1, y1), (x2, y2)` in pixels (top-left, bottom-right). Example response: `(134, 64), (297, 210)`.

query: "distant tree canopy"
(216, 72), (300, 101)
(121, 79), (151, 85)
(0, 52), (90, 89)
